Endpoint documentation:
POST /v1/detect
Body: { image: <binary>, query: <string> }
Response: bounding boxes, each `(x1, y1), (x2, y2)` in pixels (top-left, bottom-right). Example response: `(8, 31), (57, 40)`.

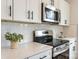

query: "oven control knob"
(56, 48), (60, 50)
(65, 44), (69, 46)
(45, 38), (47, 39)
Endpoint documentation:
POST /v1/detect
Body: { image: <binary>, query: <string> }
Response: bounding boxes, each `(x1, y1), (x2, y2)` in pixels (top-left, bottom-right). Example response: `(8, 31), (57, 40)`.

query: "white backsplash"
(1, 22), (63, 47)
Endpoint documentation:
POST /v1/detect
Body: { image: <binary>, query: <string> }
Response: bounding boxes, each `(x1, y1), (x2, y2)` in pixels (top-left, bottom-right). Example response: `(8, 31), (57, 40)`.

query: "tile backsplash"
(1, 22), (63, 47)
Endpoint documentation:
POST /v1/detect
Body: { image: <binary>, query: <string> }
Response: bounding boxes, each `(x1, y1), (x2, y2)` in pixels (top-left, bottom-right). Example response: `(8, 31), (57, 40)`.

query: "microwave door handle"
(41, 3), (44, 21)
(59, 13), (61, 22)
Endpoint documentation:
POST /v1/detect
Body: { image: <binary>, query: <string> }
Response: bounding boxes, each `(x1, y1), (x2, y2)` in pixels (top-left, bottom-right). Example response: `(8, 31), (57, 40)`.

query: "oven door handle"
(40, 56), (47, 59)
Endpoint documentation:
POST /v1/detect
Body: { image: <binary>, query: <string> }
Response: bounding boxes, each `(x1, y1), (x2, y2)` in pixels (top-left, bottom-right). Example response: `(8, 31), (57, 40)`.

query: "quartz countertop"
(57, 37), (76, 41)
(1, 42), (53, 59)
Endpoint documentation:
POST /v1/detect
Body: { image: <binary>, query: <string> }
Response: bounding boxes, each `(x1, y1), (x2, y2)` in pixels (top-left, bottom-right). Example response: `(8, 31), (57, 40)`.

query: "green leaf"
(5, 32), (23, 42)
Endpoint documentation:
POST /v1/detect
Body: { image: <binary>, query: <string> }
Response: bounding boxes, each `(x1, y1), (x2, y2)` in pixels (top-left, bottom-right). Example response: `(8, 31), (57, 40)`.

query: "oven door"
(53, 50), (69, 59)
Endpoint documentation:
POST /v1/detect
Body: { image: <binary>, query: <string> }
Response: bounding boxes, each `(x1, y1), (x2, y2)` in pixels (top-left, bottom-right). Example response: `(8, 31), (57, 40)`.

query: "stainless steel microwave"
(41, 3), (61, 23)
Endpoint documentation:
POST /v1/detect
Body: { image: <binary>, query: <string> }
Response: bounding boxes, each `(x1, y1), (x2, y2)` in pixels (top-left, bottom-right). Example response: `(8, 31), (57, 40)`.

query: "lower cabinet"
(69, 40), (77, 59)
(27, 49), (52, 59)
(63, 38), (77, 59)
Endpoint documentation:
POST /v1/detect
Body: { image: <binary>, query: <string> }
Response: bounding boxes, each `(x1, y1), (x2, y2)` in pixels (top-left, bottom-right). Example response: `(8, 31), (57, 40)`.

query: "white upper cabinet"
(54, 0), (59, 8)
(2, 0), (70, 24)
(42, 0), (59, 8)
(13, 0), (41, 23)
(42, 0), (49, 5)
(59, 0), (70, 26)
(29, 0), (41, 23)
(13, 0), (28, 22)
(65, 2), (70, 25)
(2, 0), (41, 23)
(1, 0), (13, 20)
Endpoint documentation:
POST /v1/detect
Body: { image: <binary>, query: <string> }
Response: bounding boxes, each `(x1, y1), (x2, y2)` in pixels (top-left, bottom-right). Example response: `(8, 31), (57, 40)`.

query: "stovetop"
(45, 39), (69, 47)
(34, 35), (69, 47)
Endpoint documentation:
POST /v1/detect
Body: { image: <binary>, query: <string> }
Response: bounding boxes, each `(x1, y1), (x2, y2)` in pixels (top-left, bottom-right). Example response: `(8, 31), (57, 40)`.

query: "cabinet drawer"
(28, 49), (52, 59)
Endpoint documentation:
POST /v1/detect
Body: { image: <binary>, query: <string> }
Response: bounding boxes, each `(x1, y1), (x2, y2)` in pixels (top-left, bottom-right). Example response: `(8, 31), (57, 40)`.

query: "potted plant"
(5, 32), (23, 49)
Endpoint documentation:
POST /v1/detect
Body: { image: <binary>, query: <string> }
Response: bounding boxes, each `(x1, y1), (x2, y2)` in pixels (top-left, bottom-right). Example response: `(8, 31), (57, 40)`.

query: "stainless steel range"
(45, 39), (69, 57)
(33, 30), (69, 59)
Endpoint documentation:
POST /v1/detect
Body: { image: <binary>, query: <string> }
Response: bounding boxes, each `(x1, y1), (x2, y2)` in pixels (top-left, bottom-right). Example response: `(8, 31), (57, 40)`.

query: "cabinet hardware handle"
(31, 11), (33, 20)
(73, 46), (75, 51)
(9, 5), (11, 16)
(65, 20), (67, 24)
(40, 56), (47, 59)
(50, 0), (54, 5)
(27, 10), (30, 19)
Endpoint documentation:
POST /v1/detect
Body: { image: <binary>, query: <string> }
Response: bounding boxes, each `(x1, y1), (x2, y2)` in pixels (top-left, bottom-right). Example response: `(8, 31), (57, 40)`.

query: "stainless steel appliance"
(33, 30), (69, 59)
(33, 30), (53, 44)
(41, 3), (61, 23)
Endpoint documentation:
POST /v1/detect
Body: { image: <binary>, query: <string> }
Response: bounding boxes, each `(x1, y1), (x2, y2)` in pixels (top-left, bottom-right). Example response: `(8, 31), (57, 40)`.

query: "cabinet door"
(1, 0), (12, 20)
(59, 0), (66, 25)
(69, 43), (76, 59)
(14, 0), (29, 22)
(54, 0), (59, 9)
(28, 49), (52, 59)
(42, 0), (50, 5)
(59, 0), (70, 26)
(65, 2), (70, 25)
(14, 0), (41, 23)
(29, 0), (41, 23)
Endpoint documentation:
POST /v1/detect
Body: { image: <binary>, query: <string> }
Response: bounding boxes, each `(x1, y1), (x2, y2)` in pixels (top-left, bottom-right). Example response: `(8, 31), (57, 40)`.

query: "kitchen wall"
(1, 22), (63, 47)
(63, 0), (78, 37)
